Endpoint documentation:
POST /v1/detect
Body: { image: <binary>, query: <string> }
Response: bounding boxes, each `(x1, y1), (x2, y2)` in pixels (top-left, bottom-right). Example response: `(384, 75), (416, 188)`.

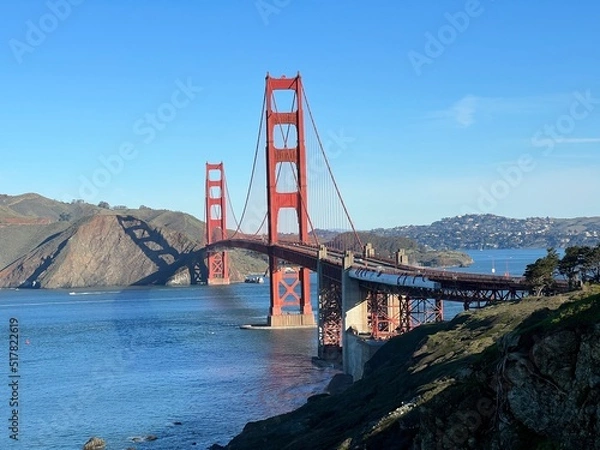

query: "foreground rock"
(82, 437), (105, 450)
(224, 288), (600, 449)
(130, 434), (158, 442)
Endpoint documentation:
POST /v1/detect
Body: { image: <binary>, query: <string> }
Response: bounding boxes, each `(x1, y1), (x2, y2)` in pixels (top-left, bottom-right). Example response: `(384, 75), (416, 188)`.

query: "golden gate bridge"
(201, 73), (569, 370)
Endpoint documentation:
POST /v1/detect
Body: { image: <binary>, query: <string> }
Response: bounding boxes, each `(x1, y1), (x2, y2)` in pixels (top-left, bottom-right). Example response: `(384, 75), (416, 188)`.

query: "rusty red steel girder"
(317, 260), (343, 359)
(366, 291), (444, 340)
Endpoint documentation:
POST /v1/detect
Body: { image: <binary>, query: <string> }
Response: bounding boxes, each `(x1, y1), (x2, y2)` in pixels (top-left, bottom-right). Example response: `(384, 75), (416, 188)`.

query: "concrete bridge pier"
(341, 251), (384, 380)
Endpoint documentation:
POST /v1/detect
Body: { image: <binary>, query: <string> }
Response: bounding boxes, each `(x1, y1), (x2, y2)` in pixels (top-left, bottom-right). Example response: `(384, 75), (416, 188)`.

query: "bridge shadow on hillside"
(117, 215), (207, 285)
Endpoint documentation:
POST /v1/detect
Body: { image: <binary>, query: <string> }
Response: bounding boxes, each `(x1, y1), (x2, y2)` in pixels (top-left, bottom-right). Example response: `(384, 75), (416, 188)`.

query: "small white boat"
(244, 275), (264, 284)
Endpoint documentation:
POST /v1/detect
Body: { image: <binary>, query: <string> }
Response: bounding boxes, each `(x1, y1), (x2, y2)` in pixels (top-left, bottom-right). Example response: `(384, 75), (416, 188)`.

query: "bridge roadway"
(206, 238), (568, 303)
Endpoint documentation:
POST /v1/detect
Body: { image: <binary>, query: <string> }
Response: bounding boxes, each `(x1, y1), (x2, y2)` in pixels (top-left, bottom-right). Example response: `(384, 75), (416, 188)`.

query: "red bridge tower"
(205, 162), (230, 285)
(265, 73), (315, 327)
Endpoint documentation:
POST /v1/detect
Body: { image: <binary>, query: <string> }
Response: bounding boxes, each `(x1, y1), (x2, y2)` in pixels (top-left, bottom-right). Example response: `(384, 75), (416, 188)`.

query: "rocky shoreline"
(82, 432), (162, 449)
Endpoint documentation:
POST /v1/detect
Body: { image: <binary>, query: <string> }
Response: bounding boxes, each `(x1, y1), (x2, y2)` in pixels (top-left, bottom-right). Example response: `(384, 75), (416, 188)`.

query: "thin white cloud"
(549, 154), (599, 161)
(426, 94), (571, 129)
(452, 95), (478, 127)
(555, 137), (600, 144)
(426, 95), (480, 128)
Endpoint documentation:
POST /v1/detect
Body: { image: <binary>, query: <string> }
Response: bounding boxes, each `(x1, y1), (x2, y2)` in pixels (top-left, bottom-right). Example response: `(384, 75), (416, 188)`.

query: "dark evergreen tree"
(524, 248), (560, 296)
(558, 246), (586, 287)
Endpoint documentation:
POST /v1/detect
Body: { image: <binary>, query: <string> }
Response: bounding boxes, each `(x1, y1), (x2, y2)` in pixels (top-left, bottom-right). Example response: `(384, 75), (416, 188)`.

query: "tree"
(582, 244), (600, 283)
(98, 201), (110, 209)
(560, 244), (600, 285)
(524, 248), (560, 296)
(558, 245), (586, 287)
(58, 212), (71, 222)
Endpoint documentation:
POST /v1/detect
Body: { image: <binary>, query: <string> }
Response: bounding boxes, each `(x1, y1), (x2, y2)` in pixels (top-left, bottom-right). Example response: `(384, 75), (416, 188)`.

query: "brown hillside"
(0, 194), (269, 282)
(0, 215), (201, 289)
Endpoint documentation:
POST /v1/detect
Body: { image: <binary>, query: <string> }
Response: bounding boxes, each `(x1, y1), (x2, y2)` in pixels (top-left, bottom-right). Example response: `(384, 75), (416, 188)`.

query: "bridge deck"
(205, 238), (570, 299)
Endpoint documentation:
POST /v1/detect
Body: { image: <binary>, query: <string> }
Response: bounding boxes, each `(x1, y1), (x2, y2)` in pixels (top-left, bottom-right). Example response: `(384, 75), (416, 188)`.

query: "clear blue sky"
(1, 1), (599, 229)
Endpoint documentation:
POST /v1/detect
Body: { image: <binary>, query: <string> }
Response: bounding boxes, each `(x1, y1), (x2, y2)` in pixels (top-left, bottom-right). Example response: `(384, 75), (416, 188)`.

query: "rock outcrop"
(82, 437), (106, 450)
(224, 288), (600, 449)
(0, 214), (200, 288)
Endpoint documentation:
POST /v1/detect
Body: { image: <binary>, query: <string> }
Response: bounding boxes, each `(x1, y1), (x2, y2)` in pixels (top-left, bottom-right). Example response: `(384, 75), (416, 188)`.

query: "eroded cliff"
(0, 214), (200, 288)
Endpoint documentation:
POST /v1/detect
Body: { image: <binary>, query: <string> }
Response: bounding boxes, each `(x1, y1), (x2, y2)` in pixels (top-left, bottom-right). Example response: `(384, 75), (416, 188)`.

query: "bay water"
(0, 249), (547, 449)
(443, 247), (551, 318)
(0, 283), (335, 449)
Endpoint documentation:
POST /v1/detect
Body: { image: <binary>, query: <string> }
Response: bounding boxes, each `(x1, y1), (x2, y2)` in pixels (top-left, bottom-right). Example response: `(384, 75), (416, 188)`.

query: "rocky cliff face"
(497, 326), (600, 449)
(223, 289), (600, 449)
(416, 293), (600, 450)
(0, 214), (201, 288)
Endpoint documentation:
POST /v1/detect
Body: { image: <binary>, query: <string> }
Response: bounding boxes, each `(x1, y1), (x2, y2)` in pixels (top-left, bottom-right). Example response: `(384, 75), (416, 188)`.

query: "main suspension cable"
(303, 89), (363, 249)
(229, 85), (267, 238)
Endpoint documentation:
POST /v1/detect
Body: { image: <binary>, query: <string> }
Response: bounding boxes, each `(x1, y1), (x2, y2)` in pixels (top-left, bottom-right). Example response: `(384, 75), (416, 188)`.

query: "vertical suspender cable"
(230, 85), (268, 238)
(303, 89), (363, 249)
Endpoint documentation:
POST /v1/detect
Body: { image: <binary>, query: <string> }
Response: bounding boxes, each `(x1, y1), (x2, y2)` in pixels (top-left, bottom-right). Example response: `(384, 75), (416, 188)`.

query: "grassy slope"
(0, 222), (71, 270)
(225, 287), (600, 449)
(0, 194), (100, 269)
(0, 193), (100, 220)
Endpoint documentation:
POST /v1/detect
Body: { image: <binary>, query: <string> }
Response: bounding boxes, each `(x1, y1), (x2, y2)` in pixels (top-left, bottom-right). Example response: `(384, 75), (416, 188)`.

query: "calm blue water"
(0, 249), (551, 449)
(0, 284), (336, 449)
(442, 248), (554, 318)
(454, 248), (556, 277)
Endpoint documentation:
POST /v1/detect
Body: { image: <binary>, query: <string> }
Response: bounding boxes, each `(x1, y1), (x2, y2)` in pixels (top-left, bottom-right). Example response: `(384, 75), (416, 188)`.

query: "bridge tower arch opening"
(265, 73), (315, 327)
(205, 162), (230, 285)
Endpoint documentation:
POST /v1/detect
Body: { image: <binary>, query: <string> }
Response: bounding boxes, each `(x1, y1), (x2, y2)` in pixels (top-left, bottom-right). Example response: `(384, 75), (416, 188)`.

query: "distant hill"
(372, 214), (600, 250)
(0, 215), (197, 288)
(0, 193), (100, 222)
(329, 231), (473, 268)
(0, 194), (266, 287)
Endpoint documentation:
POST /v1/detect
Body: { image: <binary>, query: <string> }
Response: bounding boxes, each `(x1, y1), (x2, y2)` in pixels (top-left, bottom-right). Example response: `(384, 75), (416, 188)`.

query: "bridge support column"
(369, 292), (401, 339)
(267, 264), (315, 327)
(435, 298), (444, 322)
(342, 252), (379, 380)
(317, 246), (342, 361)
(395, 249), (407, 266)
(264, 73), (315, 328)
(399, 295), (413, 333)
(205, 162), (230, 285)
